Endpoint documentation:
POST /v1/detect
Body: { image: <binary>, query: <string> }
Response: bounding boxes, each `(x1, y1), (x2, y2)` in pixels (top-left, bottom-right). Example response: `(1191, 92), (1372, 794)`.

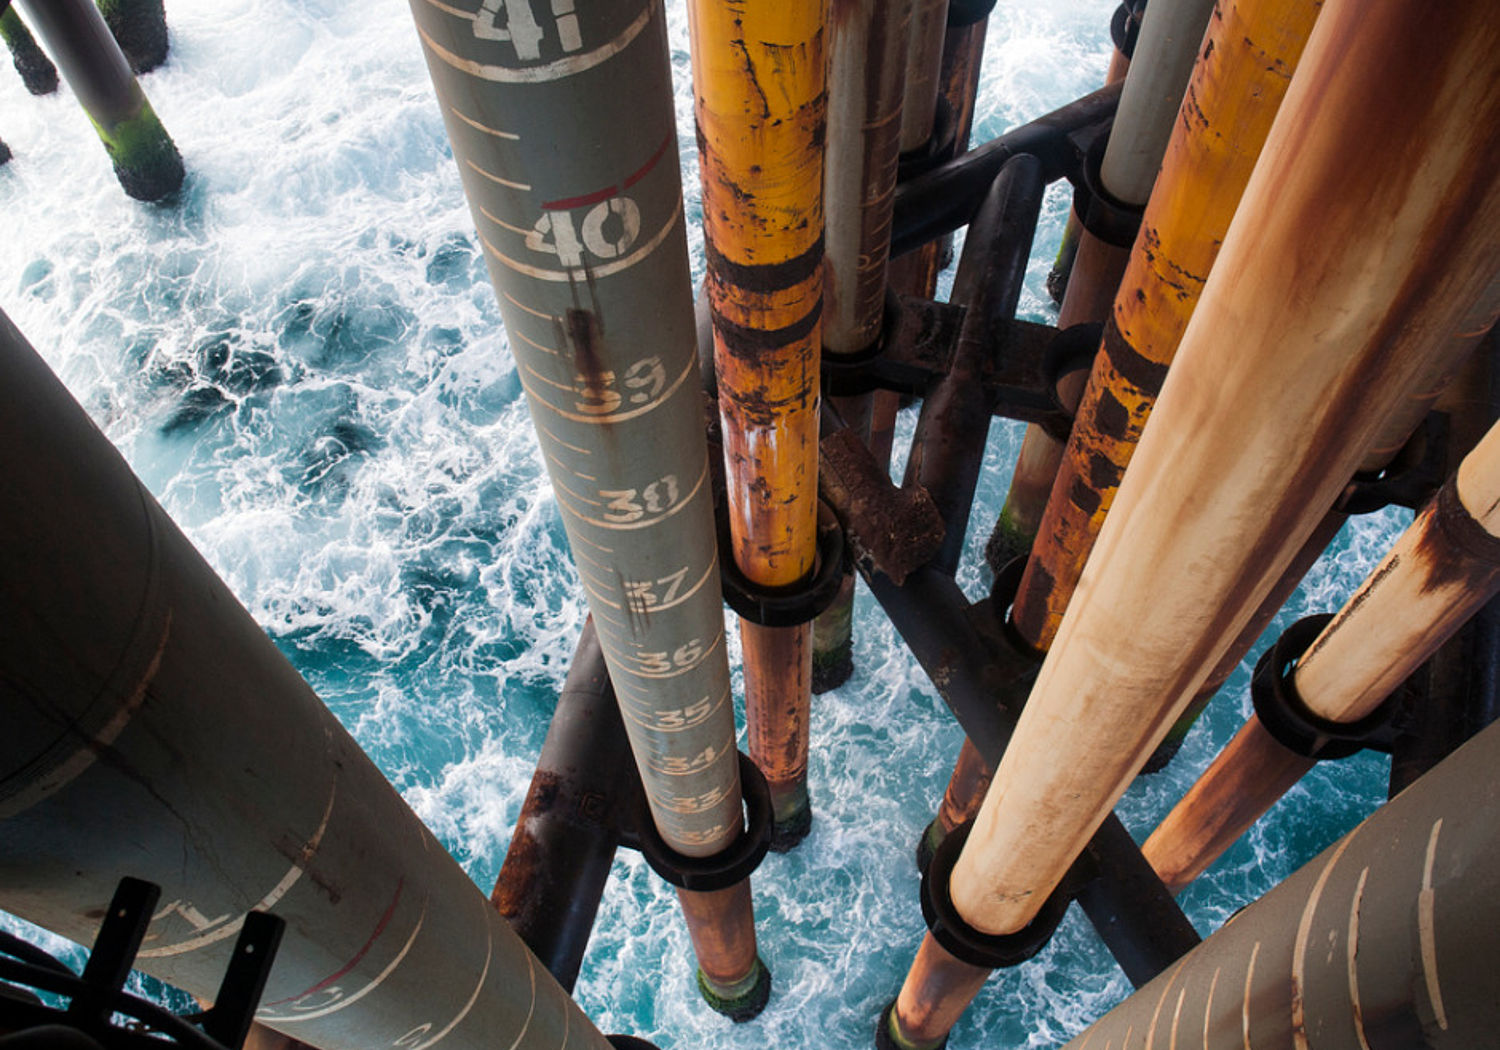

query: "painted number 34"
(474, 0), (582, 60)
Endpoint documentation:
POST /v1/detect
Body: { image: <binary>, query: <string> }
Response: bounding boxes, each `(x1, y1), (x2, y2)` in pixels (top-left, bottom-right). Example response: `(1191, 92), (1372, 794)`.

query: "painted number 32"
(474, 0), (582, 60)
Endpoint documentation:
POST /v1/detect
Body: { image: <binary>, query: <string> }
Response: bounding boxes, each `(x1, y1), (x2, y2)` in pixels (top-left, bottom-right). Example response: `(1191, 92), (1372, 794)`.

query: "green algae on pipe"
(97, 0), (169, 74)
(15, 0), (182, 201)
(0, 306), (617, 1050)
(0, 4), (58, 95)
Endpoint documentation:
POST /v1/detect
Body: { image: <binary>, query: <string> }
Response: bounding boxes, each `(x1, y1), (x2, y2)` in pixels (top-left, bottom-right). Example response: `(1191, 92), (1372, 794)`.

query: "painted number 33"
(474, 0), (583, 60)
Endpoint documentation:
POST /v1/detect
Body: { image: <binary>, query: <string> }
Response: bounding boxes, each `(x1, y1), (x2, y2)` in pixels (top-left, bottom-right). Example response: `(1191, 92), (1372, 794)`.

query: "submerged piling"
(97, 0), (169, 75)
(407, 0), (767, 1018)
(15, 0), (181, 201)
(689, 0), (828, 851)
(0, 3), (58, 95)
(889, 0), (1500, 1040)
(0, 308), (618, 1050)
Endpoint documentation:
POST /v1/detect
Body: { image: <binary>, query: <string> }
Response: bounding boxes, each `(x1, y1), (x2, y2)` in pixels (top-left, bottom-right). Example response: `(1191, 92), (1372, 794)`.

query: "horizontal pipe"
(890, 82), (1122, 257)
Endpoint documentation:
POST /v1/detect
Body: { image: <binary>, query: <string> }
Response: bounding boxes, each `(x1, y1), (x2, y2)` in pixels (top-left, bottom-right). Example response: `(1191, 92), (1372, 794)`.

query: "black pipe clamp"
(719, 502), (848, 628)
(920, 821), (1071, 969)
(1251, 614), (1400, 759)
(625, 751), (773, 893)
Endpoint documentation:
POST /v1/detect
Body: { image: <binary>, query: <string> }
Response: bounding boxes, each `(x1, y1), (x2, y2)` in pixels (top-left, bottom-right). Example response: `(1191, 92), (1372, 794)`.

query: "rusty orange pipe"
(690, 0), (827, 853)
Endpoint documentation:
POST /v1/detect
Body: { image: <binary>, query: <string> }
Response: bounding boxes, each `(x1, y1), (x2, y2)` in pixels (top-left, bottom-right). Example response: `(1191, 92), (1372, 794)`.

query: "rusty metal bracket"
(920, 820), (1072, 968)
(819, 427), (946, 585)
(819, 294), (1079, 437)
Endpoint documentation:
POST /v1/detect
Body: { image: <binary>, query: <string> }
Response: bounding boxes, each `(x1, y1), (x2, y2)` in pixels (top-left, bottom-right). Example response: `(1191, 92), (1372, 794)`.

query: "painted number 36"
(474, 0), (582, 60)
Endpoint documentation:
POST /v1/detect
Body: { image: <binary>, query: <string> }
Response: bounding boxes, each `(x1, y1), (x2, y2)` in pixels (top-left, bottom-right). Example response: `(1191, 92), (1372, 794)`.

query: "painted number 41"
(474, 0), (582, 59)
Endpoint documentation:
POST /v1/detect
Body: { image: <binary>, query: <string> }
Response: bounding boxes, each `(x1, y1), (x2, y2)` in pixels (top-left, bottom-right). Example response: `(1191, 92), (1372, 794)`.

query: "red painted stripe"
(262, 879), (405, 1006)
(623, 133), (673, 190)
(542, 133), (672, 210)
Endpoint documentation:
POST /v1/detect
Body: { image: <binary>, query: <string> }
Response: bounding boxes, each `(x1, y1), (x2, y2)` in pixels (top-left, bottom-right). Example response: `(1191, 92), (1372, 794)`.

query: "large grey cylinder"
(1062, 718), (1500, 1049)
(0, 308), (613, 1050)
(406, 0), (743, 859)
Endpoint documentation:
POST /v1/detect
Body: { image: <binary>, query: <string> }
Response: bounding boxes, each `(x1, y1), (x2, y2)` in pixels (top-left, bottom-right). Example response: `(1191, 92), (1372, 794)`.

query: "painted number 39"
(526, 199), (642, 268)
(474, 0), (582, 60)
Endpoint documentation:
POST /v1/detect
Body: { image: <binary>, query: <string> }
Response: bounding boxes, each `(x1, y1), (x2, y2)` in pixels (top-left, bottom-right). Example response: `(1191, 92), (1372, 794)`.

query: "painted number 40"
(527, 199), (641, 268)
(474, 0), (582, 60)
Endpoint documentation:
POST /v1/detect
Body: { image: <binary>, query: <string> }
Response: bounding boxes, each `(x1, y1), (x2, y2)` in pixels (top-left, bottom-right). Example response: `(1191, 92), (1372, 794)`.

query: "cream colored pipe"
(947, 0), (1500, 936)
(1296, 418), (1500, 722)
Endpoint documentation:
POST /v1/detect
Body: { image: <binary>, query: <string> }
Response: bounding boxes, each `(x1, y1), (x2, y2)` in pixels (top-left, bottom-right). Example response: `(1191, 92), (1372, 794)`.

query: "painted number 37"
(474, 0), (583, 60)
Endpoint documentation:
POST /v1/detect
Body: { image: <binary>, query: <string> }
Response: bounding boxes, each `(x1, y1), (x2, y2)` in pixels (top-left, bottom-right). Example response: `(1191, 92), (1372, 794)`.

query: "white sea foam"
(0, 0), (1398, 1045)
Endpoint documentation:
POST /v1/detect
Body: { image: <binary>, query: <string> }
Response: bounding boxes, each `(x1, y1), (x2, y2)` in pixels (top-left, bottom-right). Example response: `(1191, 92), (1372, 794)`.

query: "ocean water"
(0, 1), (1406, 1047)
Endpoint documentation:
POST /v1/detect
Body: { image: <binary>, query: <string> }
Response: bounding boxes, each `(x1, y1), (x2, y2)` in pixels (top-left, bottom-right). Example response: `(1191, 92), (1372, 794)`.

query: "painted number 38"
(473, 0), (583, 60)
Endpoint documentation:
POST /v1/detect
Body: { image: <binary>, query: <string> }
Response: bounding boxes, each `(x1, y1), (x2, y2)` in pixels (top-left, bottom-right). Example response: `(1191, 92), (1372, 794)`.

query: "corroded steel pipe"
(813, 0), (912, 694)
(988, 0), (1216, 566)
(15, 0), (181, 200)
(899, 0), (949, 154)
(97, 0), (168, 75)
(905, 154), (1045, 575)
(945, 0), (1500, 943)
(492, 619), (638, 993)
(0, 307), (615, 1050)
(1145, 415), (1500, 892)
(1068, 719), (1500, 1050)
(689, 0), (827, 851)
(407, 0), (763, 1013)
(1014, 0), (1325, 651)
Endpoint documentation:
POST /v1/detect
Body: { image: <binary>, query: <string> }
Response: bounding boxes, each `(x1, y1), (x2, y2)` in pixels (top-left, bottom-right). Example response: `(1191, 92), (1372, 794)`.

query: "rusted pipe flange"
(1250, 614), (1400, 760)
(627, 752), (773, 893)
(820, 290), (904, 397)
(719, 502), (848, 628)
(920, 821), (1071, 969)
(1067, 132), (1143, 249)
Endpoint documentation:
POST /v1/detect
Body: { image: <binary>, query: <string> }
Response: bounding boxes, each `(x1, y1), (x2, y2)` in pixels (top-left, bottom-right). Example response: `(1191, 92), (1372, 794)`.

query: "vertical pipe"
(988, 0), (1216, 566)
(96, 0), (168, 75)
(812, 0), (912, 694)
(0, 308), (615, 1050)
(1063, 718), (1500, 1050)
(0, 4), (58, 95)
(899, 0), (949, 154)
(406, 0), (765, 1016)
(689, 0), (828, 852)
(15, 0), (181, 201)
(894, 0), (1500, 1039)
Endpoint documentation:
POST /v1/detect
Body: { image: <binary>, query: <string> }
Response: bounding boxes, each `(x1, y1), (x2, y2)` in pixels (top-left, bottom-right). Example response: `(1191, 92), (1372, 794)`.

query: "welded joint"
(621, 752), (773, 893)
(818, 428), (945, 584)
(919, 821), (1071, 969)
(1251, 615), (1403, 759)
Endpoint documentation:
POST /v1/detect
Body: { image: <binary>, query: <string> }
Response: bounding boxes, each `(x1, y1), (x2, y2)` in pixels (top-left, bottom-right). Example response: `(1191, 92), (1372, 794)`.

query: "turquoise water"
(0, 1), (1405, 1047)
